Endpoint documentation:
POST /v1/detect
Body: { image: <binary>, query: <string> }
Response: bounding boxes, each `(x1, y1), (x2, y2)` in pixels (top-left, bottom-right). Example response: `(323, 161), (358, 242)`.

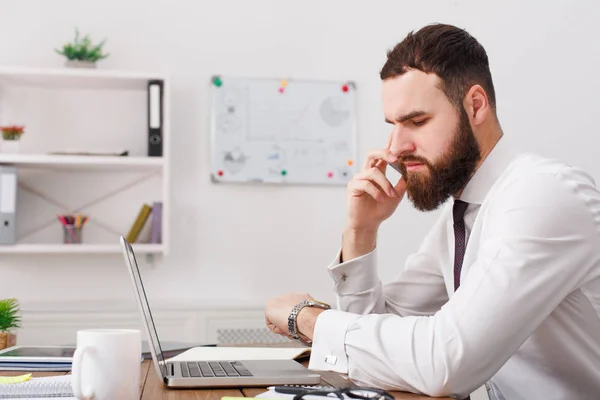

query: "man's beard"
(398, 109), (481, 212)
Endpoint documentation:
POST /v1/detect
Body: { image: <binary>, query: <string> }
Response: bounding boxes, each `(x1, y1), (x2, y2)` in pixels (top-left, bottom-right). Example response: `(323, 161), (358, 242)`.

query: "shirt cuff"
(308, 309), (360, 374)
(328, 248), (379, 295)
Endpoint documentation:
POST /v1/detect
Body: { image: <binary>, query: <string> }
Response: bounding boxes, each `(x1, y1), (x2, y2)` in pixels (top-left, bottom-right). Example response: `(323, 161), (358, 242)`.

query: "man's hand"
(265, 293), (327, 340)
(346, 147), (407, 232)
(342, 146), (407, 261)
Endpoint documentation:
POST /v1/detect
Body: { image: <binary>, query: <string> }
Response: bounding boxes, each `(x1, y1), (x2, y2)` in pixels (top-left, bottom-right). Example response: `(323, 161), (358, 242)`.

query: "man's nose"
(388, 126), (416, 157)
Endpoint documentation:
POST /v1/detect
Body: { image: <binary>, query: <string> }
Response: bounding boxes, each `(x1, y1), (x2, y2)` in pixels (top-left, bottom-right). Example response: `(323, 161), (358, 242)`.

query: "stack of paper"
(167, 346), (311, 362)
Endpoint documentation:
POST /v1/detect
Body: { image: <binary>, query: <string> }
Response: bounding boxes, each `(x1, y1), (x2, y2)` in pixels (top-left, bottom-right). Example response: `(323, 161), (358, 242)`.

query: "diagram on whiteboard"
(210, 76), (358, 185)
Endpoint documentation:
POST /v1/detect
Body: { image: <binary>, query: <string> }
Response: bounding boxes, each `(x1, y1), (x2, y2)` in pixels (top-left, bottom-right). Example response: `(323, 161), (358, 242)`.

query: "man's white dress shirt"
(308, 137), (600, 400)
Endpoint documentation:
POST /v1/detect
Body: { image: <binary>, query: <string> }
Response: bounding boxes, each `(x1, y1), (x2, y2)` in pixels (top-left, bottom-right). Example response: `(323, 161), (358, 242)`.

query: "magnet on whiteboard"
(212, 76), (223, 87)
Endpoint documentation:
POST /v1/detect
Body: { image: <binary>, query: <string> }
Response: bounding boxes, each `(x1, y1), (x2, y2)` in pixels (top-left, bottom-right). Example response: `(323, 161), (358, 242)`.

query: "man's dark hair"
(380, 23), (496, 111)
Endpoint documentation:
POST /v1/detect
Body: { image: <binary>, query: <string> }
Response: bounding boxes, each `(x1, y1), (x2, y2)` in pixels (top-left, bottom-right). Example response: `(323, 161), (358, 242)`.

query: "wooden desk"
(1, 360), (450, 399)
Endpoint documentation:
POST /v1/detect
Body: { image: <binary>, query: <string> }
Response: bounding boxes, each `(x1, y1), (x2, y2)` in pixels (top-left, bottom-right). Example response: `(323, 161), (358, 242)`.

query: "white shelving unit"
(0, 243), (164, 254)
(0, 154), (165, 171)
(0, 66), (170, 255)
(0, 66), (160, 90)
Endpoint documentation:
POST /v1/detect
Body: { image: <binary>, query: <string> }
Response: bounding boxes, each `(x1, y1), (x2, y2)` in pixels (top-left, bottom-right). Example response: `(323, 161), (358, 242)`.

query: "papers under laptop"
(120, 236), (321, 388)
(167, 346), (311, 363)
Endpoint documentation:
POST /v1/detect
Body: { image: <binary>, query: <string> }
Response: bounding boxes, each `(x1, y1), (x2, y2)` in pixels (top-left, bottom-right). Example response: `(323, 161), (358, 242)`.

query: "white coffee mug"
(72, 329), (141, 400)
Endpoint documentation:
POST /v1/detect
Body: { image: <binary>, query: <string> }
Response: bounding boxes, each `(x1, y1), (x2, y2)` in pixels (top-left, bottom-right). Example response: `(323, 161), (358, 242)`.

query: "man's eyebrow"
(385, 110), (429, 124)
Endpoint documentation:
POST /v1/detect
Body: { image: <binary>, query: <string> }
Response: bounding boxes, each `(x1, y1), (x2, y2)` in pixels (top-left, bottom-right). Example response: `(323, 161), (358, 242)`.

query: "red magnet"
(327, 172), (334, 178)
(217, 170), (224, 176)
(341, 84), (349, 93)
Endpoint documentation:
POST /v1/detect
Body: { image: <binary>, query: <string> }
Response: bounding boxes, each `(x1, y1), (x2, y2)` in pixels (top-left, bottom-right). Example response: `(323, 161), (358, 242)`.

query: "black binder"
(147, 79), (164, 157)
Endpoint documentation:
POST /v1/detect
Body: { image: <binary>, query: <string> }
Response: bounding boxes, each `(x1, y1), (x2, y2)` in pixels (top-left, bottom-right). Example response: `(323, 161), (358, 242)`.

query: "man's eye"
(413, 119), (427, 126)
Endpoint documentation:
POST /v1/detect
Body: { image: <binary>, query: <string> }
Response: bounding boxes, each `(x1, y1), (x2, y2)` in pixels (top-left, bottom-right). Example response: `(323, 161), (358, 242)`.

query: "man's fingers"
(267, 322), (287, 336)
(348, 179), (385, 202)
(354, 168), (396, 197)
(393, 177), (408, 197)
(394, 176), (407, 194)
(363, 149), (398, 170)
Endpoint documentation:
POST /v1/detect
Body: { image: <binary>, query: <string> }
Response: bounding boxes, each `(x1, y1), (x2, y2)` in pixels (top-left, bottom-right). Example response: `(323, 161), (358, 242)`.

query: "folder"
(0, 166), (17, 245)
(147, 80), (164, 157)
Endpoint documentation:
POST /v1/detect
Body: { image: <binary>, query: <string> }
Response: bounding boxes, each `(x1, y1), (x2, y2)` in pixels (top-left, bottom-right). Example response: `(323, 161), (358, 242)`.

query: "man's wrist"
(341, 225), (378, 262)
(296, 307), (326, 340)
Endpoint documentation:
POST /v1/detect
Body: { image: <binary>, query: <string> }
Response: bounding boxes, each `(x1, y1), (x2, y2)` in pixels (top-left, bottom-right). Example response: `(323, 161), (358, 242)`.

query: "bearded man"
(265, 23), (600, 400)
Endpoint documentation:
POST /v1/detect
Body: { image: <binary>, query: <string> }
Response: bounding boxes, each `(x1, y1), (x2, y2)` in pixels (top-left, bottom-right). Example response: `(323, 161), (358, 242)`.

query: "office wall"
(0, 0), (599, 320)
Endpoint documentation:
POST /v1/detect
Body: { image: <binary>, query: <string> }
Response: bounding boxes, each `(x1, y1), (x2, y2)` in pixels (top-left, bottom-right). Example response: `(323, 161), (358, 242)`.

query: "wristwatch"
(288, 299), (331, 346)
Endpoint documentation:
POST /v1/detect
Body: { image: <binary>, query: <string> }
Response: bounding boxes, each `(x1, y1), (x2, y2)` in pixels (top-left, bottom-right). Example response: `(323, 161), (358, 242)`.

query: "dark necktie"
(453, 199), (471, 400)
(453, 199), (469, 291)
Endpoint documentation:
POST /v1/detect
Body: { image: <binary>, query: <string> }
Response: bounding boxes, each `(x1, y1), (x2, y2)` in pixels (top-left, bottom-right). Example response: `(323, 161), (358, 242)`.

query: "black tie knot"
(453, 199), (469, 224)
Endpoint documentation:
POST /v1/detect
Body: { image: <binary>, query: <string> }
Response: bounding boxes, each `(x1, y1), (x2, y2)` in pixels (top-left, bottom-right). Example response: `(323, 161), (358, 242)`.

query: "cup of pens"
(58, 214), (88, 244)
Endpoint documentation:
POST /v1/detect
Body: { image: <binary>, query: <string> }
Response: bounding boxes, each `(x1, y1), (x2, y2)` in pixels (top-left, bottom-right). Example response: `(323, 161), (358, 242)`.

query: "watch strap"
(288, 300), (331, 346)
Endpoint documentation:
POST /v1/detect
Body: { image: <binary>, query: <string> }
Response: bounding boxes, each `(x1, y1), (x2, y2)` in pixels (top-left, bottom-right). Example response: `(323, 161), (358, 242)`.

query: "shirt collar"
(457, 135), (517, 205)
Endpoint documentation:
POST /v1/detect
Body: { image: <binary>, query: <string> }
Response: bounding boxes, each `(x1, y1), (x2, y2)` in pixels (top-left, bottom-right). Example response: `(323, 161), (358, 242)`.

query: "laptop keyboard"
(181, 361), (253, 378)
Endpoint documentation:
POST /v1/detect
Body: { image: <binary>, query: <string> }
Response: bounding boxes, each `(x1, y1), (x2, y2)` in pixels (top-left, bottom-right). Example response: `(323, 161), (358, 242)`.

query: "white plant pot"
(65, 60), (97, 69)
(1, 140), (20, 153)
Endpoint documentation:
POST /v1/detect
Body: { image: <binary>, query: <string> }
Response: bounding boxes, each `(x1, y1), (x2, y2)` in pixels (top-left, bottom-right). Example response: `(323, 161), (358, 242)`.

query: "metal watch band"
(288, 300), (331, 346)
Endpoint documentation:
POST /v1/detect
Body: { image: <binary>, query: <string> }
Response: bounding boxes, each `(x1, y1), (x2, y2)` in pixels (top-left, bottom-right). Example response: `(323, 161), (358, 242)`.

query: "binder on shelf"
(149, 201), (162, 243)
(147, 79), (164, 157)
(125, 204), (152, 243)
(0, 166), (17, 245)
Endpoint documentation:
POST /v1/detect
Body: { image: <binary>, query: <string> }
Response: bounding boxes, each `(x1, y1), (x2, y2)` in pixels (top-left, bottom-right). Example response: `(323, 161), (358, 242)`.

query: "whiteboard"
(209, 75), (358, 185)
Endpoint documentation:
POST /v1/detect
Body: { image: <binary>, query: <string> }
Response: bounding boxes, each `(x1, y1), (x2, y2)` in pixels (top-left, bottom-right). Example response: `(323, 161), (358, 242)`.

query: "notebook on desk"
(120, 236), (321, 388)
(0, 374), (75, 398)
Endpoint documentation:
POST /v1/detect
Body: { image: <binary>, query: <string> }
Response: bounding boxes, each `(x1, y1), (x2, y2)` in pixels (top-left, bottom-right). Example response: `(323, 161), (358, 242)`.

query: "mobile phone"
(389, 160), (403, 175)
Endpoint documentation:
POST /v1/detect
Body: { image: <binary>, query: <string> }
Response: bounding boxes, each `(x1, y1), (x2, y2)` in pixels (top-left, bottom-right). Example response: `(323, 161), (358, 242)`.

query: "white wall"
(1, 0), (599, 326)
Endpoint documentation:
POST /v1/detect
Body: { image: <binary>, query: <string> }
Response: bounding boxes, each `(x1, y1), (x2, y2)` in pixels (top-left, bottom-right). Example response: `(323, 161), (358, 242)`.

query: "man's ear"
(463, 84), (489, 127)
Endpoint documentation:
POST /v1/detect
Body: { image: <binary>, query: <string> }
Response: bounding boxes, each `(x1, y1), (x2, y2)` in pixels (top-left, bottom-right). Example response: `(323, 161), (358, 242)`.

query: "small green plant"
(0, 125), (24, 140)
(0, 299), (21, 332)
(55, 28), (109, 62)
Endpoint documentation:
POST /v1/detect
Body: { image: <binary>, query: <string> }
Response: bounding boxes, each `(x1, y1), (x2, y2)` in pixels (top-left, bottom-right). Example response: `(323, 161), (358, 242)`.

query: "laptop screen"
(121, 238), (168, 379)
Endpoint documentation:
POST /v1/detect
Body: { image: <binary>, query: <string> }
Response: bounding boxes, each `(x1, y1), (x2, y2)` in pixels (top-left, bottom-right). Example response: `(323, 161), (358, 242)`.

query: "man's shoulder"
(490, 151), (599, 207)
(502, 151), (595, 187)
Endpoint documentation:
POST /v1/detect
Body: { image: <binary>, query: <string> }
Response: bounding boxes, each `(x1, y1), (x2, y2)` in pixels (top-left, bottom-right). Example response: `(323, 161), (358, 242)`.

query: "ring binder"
(0, 166), (17, 245)
(147, 79), (164, 157)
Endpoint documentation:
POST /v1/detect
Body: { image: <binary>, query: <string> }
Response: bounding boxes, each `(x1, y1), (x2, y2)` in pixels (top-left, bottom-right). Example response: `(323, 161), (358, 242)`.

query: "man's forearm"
(341, 226), (378, 262)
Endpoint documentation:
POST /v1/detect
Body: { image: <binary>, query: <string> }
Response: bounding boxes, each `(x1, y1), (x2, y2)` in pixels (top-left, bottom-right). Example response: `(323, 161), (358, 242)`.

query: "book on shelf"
(125, 204), (152, 243)
(47, 149), (129, 157)
(149, 201), (162, 243)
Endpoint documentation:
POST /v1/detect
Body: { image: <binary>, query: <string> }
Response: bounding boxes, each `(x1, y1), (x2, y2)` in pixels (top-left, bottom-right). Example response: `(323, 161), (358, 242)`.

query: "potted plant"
(0, 299), (21, 350)
(0, 125), (24, 153)
(55, 28), (109, 68)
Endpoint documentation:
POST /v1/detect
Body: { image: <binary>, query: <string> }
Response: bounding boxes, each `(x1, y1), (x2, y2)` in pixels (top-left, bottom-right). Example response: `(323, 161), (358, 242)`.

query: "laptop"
(120, 236), (322, 388)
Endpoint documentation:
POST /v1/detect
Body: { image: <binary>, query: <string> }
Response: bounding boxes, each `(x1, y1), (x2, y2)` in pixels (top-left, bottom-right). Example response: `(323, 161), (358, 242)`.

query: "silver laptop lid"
(120, 236), (168, 381)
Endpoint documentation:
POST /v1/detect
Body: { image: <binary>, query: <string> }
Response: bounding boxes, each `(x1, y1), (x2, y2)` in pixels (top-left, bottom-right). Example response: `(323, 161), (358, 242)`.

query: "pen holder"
(63, 224), (83, 244)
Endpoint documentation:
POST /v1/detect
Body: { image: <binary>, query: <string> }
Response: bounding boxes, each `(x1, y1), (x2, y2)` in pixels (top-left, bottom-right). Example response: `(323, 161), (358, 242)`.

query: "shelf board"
(0, 66), (165, 90)
(0, 154), (164, 171)
(0, 243), (164, 254)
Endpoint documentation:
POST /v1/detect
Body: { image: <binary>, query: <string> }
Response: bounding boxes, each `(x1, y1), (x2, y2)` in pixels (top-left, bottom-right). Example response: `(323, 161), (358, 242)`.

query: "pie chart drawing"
(223, 150), (247, 174)
(320, 97), (350, 127)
